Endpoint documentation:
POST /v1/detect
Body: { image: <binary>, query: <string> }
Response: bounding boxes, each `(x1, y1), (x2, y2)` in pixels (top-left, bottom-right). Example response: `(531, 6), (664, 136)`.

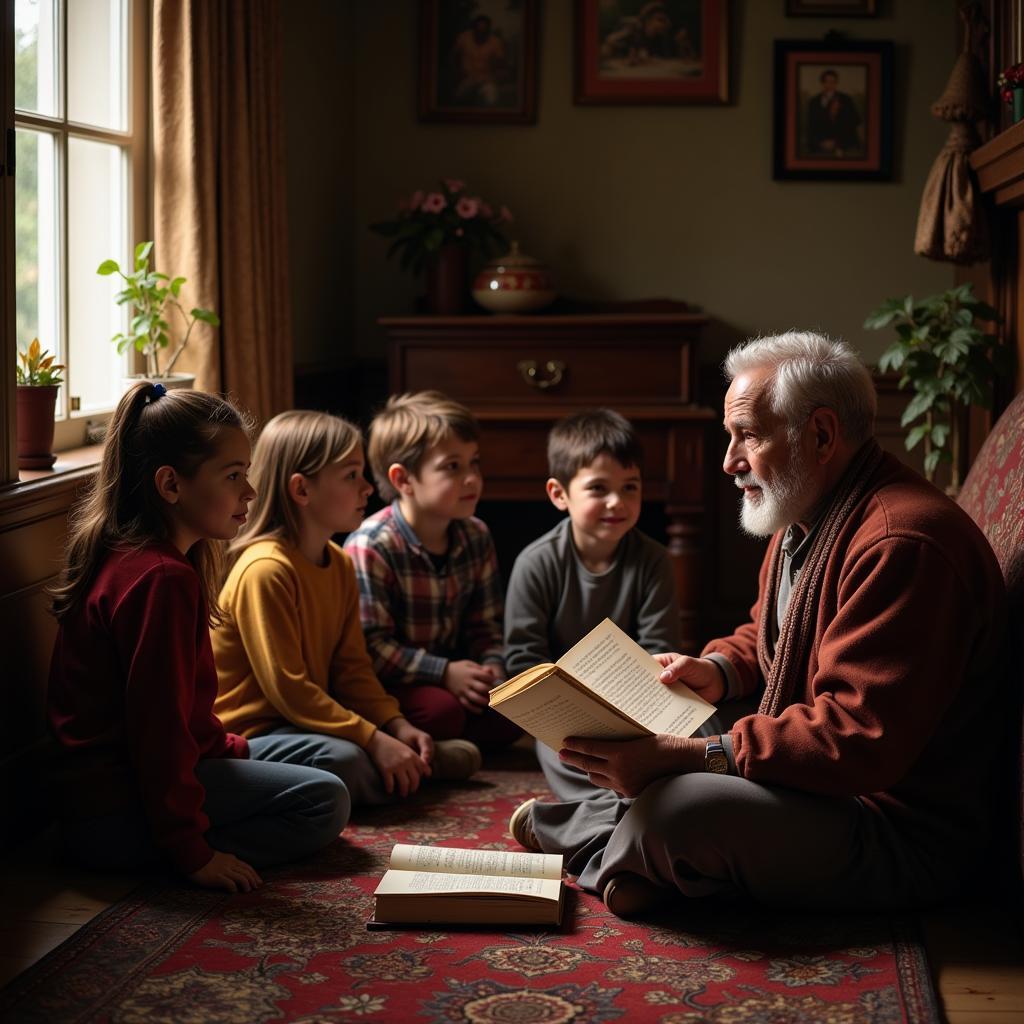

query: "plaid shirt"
(343, 502), (505, 687)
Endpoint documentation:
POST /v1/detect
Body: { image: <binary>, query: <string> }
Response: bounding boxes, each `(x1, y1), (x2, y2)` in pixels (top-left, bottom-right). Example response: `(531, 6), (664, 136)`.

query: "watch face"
(705, 745), (728, 774)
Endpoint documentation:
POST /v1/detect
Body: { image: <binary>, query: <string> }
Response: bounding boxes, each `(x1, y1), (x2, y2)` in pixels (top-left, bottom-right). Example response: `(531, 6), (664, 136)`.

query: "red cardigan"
(47, 542), (248, 873)
(704, 452), (1008, 872)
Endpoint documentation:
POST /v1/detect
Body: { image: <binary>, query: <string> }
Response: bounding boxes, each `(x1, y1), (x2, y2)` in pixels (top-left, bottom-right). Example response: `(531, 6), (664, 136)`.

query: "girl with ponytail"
(47, 383), (346, 891)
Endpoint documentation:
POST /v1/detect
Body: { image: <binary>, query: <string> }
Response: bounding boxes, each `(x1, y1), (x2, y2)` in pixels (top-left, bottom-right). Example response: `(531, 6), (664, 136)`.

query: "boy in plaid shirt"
(344, 391), (521, 749)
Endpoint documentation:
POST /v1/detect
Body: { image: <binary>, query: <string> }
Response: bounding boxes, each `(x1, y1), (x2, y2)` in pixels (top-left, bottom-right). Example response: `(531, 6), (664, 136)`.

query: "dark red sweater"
(47, 542), (248, 874)
(704, 453), (1007, 878)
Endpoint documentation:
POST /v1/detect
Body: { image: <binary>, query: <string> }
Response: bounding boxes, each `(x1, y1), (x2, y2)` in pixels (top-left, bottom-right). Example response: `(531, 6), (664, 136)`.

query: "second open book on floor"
(372, 844), (565, 925)
(489, 618), (716, 751)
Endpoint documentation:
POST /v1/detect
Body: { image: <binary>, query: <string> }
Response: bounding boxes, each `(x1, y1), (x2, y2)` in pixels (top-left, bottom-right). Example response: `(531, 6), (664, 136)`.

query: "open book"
(489, 617), (716, 751)
(372, 843), (564, 926)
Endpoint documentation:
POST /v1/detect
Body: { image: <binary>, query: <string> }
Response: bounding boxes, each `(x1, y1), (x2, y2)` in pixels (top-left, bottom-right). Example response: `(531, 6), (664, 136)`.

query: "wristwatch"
(704, 736), (729, 775)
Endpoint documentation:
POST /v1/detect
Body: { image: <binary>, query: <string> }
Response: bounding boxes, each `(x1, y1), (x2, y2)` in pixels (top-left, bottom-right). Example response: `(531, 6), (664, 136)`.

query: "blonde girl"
(48, 383), (346, 893)
(212, 411), (480, 814)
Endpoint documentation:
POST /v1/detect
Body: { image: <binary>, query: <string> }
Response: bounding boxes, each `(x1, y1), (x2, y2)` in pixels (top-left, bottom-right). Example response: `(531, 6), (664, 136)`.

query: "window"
(11, 0), (147, 460)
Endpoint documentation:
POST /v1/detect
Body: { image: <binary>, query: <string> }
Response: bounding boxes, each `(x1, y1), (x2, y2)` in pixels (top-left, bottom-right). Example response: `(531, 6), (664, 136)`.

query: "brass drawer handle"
(518, 359), (566, 390)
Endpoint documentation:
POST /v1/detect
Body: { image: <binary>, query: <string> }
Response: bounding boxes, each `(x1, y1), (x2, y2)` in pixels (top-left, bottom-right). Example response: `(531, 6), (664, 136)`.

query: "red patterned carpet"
(0, 754), (939, 1023)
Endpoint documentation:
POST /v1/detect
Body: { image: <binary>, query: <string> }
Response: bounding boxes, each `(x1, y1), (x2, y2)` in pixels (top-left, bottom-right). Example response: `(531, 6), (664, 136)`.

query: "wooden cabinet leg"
(666, 508), (702, 655)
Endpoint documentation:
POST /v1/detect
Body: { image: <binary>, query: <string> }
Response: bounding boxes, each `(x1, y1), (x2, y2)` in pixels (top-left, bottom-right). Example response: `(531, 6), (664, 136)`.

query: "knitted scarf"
(756, 439), (885, 718)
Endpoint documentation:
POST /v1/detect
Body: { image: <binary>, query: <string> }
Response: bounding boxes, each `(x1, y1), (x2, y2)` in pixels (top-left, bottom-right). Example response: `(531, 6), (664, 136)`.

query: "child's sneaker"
(430, 739), (482, 781)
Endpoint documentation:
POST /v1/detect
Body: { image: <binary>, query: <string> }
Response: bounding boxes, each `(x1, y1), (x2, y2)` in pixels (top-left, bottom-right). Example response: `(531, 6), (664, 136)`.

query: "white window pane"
(15, 0), (59, 116)
(69, 137), (127, 414)
(15, 129), (61, 388)
(68, 0), (127, 131)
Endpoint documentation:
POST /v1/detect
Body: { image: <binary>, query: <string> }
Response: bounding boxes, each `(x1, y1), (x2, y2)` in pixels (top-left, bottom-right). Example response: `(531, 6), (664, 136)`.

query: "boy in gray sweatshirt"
(504, 409), (682, 679)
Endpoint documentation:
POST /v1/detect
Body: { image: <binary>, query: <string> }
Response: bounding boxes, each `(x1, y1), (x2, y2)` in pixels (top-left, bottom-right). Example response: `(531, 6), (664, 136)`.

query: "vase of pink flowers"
(371, 178), (511, 315)
(998, 62), (1024, 124)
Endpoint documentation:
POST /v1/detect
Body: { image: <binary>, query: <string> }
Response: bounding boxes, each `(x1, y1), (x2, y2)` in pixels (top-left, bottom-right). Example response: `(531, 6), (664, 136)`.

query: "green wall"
(287, 0), (958, 368)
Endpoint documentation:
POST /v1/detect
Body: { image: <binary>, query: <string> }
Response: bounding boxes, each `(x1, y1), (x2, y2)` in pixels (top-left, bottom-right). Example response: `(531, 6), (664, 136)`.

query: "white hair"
(724, 331), (877, 445)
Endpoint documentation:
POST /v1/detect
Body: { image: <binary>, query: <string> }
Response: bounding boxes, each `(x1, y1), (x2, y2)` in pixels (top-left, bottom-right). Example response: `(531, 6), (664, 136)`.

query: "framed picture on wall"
(785, 0), (878, 15)
(418, 0), (539, 124)
(773, 39), (893, 181)
(574, 0), (729, 105)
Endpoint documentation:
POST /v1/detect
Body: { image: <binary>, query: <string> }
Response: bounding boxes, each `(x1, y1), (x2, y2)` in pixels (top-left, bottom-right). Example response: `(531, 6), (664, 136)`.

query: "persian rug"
(1, 754), (940, 1024)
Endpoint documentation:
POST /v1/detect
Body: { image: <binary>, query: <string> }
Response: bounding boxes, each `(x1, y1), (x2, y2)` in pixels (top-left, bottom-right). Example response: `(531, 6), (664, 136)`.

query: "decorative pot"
(1014, 87), (1024, 124)
(16, 385), (59, 470)
(472, 242), (556, 314)
(424, 243), (468, 315)
(122, 372), (197, 393)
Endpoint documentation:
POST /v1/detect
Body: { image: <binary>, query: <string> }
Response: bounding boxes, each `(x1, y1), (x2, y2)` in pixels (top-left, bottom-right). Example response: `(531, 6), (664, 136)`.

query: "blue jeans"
(61, 756), (347, 872)
(247, 726), (393, 807)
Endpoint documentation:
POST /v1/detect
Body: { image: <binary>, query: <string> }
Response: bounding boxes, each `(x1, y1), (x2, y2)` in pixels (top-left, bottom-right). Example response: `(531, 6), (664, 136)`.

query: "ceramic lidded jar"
(472, 242), (556, 314)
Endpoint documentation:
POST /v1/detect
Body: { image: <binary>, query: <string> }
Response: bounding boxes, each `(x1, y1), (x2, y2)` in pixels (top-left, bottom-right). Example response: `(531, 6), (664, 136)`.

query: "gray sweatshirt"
(504, 517), (682, 677)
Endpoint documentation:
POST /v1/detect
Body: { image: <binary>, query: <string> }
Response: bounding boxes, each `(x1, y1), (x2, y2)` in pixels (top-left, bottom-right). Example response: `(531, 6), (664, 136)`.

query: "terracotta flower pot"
(16, 385), (59, 470)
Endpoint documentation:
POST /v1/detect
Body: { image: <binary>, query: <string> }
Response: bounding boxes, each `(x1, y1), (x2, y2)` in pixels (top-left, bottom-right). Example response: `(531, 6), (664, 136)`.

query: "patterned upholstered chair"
(958, 390), (1024, 886)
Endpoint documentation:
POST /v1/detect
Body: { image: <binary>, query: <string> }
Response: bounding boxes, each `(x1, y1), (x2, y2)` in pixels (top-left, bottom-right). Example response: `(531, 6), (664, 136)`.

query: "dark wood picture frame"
(773, 39), (893, 181)
(574, 0), (729, 105)
(417, 0), (539, 124)
(785, 0), (878, 15)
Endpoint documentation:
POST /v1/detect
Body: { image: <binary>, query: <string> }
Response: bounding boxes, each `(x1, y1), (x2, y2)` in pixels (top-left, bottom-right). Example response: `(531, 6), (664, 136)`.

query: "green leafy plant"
(97, 241), (220, 379)
(864, 283), (1009, 488)
(16, 337), (64, 386)
(370, 178), (511, 275)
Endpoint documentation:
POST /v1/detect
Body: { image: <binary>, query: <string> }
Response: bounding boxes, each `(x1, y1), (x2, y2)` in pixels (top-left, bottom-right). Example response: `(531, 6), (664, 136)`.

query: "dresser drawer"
(397, 341), (691, 402)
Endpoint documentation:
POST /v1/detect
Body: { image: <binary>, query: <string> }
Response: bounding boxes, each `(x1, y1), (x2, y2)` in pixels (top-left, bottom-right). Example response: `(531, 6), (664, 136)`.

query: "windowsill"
(14, 444), (104, 484)
(0, 445), (103, 518)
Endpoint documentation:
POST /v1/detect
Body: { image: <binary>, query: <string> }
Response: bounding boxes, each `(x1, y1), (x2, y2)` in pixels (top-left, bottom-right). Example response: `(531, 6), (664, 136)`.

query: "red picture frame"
(574, 0), (729, 105)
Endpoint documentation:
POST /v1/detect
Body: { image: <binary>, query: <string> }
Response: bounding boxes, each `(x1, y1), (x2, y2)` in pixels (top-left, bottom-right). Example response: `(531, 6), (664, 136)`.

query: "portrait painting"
(418, 0), (538, 124)
(773, 40), (892, 181)
(574, 0), (729, 104)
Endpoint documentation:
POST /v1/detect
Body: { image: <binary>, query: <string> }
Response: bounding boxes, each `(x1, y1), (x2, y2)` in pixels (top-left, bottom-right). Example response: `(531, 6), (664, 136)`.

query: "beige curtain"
(153, 0), (293, 424)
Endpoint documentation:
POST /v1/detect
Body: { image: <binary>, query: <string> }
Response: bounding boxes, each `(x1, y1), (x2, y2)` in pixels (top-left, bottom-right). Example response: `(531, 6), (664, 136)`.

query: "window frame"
(2, 0), (149, 484)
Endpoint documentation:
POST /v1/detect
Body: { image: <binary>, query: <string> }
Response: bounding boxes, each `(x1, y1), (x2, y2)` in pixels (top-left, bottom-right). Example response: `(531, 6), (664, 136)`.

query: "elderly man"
(509, 332), (1007, 917)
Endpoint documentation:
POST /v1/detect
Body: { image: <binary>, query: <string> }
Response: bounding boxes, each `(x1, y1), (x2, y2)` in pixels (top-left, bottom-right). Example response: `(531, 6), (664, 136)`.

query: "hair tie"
(148, 382), (167, 401)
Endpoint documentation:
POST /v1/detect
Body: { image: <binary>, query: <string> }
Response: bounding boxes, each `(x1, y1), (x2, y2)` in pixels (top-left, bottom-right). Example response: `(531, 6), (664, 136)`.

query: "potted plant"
(15, 338), (64, 470)
(370, 179), (511, 314)
(97, 240), (220, 389)
(864, 282), (1009, 492)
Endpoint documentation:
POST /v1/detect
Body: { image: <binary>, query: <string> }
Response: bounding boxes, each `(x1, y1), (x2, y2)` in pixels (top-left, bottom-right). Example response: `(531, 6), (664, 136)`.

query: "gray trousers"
(532, 705), (949, 910)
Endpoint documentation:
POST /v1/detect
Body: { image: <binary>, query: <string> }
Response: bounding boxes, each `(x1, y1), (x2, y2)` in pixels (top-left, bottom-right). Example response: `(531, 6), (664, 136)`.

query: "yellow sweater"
(213, 539), (401, 745)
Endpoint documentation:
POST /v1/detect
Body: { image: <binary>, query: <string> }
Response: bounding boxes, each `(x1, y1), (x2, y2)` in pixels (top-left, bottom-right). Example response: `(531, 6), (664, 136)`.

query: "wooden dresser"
(380, 313), (717, 653)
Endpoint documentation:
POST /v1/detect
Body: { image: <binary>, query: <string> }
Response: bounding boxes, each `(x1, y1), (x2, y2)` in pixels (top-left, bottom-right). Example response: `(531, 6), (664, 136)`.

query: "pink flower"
(455, 196), (480, 219)
(409, 189), (425, 211)
(443, 178), (466, 193)
(479, 201), (493, 219)
(421, 192), (447, 214)
(499, 205), (514, 224)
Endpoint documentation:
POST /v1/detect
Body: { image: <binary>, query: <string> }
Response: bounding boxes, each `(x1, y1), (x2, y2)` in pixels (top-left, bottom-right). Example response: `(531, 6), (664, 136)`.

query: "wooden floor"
(1, 831), (1023, 1022)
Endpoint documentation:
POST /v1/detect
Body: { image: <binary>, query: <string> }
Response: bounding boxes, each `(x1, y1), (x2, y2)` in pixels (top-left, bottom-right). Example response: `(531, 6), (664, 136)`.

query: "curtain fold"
(153, 0), (293, 424)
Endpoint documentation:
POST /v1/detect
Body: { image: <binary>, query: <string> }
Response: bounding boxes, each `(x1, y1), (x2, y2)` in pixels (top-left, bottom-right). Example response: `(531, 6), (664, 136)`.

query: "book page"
(390, 844), (562, 880)
(556, 618), (716, 738)
(374, 869), (562, 901)
(491, 667), (649, 751)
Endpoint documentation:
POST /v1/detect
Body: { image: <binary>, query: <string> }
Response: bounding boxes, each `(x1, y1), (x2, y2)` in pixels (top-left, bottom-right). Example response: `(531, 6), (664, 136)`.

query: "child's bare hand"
(654, 653), (725, 704)
(384, 716), (435, 774)
(188, 851), (262, 893)
(443, 660), (493, 714)
(366, 728), (428, 797)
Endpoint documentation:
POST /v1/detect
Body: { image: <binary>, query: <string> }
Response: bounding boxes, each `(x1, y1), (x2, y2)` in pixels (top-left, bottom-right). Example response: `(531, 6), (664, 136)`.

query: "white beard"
(735, 447), (814, 538)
